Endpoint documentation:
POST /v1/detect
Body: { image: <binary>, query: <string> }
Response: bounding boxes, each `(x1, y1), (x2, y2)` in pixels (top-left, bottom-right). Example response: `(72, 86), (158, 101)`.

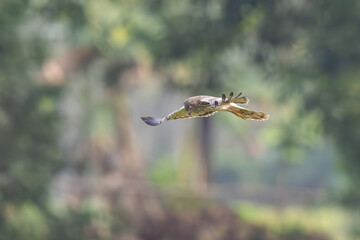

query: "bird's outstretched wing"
(222, 102), (269, 121)
(141, 106), (217, 126)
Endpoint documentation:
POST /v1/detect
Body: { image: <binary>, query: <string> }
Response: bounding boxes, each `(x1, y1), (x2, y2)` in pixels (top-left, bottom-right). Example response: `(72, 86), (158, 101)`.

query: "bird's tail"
(227, 104), (269, 121)
(141, 116), (166, 126)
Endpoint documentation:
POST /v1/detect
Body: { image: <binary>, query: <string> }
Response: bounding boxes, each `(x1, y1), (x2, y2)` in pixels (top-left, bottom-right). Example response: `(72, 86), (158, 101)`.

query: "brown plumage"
(141, 92), (269, 126)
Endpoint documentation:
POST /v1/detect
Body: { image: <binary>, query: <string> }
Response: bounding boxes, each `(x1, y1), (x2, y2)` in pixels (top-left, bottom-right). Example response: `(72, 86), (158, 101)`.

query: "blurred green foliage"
(0, 0), (359, 239)
(5, 203), (49, 240)
(255, 1), (360, 207)
(236, 203), (350, 240)
(0, 1), (61, 239)
(148, 155), (178, 187)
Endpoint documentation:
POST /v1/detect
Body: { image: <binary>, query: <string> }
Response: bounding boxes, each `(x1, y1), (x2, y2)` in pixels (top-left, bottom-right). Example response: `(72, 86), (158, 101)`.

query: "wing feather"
(165, 107), (190, 120)
(141, 116), (165, 126)
(141, 106), (218, 126)
(166, 106), (217, 120)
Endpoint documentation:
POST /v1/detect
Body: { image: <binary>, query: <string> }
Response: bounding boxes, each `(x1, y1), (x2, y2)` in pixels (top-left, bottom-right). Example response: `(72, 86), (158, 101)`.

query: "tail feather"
(227, 104), (269, 121)
(141, 116), (166, 126)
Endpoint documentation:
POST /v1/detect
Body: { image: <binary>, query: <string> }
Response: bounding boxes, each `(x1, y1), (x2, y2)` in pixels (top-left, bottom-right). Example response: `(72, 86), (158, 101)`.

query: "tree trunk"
(198, 117), (212, 192)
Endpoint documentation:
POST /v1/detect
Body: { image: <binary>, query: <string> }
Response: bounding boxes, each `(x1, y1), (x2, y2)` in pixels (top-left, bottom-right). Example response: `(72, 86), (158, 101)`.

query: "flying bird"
(141, 92), (269, 126)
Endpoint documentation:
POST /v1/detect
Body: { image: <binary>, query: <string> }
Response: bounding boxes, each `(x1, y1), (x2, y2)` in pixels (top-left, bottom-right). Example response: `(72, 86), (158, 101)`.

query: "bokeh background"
(1, 0), (360, 239)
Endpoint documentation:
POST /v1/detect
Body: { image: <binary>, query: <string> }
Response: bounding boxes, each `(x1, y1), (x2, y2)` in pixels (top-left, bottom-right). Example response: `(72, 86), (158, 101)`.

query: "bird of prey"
(141, 92), (269, 126)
